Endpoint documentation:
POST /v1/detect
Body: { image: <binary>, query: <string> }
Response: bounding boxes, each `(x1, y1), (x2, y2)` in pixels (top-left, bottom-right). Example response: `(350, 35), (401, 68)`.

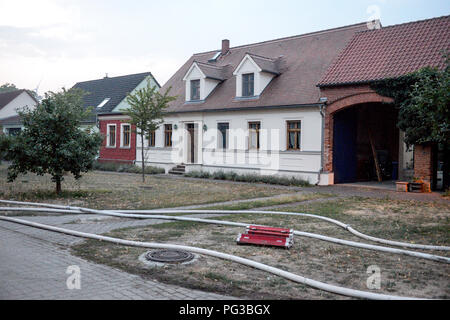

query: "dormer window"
(190, 80), (200, 101)
(233, 53), (280, 99)
(183, 61), (226, 102)
(242, 73), (254, 97)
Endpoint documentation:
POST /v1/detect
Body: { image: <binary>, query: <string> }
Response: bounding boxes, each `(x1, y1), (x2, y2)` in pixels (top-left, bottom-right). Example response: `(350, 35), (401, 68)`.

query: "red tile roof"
(318, 15), (450, 87)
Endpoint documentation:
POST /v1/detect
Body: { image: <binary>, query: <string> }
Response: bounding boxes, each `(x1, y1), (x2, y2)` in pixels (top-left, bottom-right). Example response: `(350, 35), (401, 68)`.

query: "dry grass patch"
(0, 164), (297, 210)
(71, 197), (449, 299)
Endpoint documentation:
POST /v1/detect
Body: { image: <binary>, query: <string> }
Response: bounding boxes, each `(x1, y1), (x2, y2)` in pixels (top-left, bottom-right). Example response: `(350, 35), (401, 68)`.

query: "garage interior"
(333, 103), (400, 184)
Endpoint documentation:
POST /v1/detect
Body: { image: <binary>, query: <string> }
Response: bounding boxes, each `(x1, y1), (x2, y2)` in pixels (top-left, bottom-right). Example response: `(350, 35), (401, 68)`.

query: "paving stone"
(0, 221), (237, 300)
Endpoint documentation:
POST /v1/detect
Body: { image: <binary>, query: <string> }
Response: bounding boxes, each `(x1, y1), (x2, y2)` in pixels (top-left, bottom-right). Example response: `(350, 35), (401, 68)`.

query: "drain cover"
(145, 249), (194, 264)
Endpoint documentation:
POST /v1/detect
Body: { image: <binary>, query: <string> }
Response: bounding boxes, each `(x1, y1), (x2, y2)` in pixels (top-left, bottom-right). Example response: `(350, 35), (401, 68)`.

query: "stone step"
(168, 170), (184, 175)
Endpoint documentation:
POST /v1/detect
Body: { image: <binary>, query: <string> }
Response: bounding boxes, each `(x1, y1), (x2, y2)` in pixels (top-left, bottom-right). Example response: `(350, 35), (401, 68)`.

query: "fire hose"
(0, 202), (448, 263)
(0, 215), (422, 300)
(1, 199), (447, 251)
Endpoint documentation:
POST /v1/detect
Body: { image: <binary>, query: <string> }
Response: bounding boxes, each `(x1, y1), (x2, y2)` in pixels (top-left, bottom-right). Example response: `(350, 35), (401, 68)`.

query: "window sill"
(233, 95), (260, 102)
(120, 146), (131, 149)
(106, 146), (116, 149)
(184, 100), (205, 105)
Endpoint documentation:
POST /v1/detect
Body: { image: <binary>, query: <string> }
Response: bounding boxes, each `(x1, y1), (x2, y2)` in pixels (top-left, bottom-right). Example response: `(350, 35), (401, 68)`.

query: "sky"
(0, 0), (449, 94)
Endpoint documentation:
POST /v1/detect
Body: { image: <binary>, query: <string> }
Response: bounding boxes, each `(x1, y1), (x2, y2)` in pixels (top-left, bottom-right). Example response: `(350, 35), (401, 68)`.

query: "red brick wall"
(98, 119), (136, 163)
(320, 84), (375, 104)
(320, 84), (394, 177)
(413, 144), (433, 183)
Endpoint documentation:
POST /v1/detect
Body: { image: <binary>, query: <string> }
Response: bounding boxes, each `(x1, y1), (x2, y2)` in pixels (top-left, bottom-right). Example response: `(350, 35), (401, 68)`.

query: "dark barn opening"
(333, 103), (399, 184)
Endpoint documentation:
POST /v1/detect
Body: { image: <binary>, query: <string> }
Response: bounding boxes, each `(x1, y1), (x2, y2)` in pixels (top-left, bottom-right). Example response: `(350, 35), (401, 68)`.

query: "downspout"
(316, 100), (327, 185)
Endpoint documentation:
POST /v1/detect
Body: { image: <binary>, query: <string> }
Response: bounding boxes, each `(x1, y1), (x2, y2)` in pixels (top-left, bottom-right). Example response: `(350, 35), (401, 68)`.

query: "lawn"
(0, 164), (299, 210)
(72, 196), (450, 299)
(1, 163), (448, 299)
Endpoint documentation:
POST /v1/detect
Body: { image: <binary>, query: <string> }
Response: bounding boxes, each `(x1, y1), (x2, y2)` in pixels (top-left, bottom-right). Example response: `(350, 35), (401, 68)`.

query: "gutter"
(167, 103), (322, 114)
(316, 100), (327, 185)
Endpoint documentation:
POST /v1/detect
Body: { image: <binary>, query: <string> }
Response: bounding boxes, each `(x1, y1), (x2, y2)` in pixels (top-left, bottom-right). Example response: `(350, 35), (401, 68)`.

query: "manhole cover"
(145, 249), (194, 264)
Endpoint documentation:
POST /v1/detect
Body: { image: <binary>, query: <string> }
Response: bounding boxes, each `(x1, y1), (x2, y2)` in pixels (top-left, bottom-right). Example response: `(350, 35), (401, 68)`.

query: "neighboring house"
(72, 72), (160, 164)
(138, 15), (448, 188)
(0, 90), (38, 135)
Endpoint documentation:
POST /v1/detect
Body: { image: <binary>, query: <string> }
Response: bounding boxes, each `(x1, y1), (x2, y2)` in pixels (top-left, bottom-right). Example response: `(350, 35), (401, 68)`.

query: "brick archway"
(323, 91), (394, 183)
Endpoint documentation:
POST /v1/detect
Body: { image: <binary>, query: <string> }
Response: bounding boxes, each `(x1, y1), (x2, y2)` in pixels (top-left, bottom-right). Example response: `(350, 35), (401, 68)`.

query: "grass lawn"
(0, 164), (299, 210)
(71, 196), (450, 299)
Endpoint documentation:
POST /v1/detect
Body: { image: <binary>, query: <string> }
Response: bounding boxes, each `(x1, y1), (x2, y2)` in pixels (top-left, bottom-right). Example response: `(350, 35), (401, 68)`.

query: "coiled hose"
(0, 204), (448, 263)
(2, 199), (447, 251)
(0, 215), (422, 300)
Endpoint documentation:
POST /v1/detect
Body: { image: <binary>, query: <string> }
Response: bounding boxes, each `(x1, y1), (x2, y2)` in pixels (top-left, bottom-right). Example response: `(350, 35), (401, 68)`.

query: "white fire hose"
(1, 199), (447, 251)
(0, 204), (448, 263)
(0, 215), (422, 300)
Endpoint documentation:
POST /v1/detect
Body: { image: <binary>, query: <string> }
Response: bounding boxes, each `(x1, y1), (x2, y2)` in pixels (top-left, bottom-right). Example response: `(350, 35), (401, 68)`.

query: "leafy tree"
(0, 83), (18, 93)
(371, 55), (449, 147)
(3, 88), (103, 194)
(124, 83), (176, 182)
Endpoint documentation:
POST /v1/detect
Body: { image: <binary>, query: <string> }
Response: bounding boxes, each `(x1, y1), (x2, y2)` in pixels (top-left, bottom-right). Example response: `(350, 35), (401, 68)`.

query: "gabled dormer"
(233, 53), (280, 99)
(183, 61), (226, 102)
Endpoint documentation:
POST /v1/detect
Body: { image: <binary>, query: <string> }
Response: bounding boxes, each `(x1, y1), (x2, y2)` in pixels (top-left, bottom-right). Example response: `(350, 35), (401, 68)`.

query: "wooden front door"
(187, 123), (195, 163)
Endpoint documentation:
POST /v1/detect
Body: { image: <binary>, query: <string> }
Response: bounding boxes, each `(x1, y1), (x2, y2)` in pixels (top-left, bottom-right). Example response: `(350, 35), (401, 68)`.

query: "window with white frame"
(148, 130), (156, 147)
(248, 121), (260, 150)
(190, 79), (200, 101)
(242, 73), (255, 97)
(286, 120), (301, 150)
(164, 124), (173, 147)
(217, 123), (229, 149)
(121, 124), (131, 148)
(106, 124), (116, 147)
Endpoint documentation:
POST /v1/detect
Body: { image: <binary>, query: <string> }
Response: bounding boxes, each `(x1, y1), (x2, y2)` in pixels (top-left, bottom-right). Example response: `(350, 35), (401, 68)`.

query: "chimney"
(222, 39), (230, 55)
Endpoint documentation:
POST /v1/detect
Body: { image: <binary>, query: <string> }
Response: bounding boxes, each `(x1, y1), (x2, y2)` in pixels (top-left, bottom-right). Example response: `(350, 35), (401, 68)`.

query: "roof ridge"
(194, 61), (226, 69)
(193, 21), (369, 57)
(356, 14), (450, 34)
(318, 15), (449, 87)
(246, 52), (277, 61)
(0, 89), (25, 96)
(74, 71), (153, 85)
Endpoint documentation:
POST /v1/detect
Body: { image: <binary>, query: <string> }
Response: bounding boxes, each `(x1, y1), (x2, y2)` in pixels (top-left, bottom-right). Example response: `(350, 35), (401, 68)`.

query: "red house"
(72, 72), (160, 164)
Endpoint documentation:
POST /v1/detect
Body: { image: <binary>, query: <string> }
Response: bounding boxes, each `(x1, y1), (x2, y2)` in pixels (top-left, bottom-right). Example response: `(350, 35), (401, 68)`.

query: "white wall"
(136, 107), (323, 183)
(113, 76), (160, 112)
(0, 91), (37, 120)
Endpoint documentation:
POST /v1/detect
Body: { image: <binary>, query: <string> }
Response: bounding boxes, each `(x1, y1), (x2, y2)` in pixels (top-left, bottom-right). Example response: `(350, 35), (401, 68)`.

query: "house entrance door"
(187, 123), (195, 163)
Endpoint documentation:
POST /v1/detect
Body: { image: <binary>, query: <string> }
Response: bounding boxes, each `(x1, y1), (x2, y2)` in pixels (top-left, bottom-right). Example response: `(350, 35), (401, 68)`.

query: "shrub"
(185, 170), (311, 187)
(92, 161), (165, 175)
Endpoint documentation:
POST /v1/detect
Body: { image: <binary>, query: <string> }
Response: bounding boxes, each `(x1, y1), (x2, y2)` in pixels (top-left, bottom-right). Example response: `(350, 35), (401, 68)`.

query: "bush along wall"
(185, 170), (311, 187)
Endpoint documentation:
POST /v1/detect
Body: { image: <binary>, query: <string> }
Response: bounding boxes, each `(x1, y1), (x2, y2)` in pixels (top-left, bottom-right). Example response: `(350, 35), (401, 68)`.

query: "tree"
(124, 83), (176, 182)
(3, 88), (103, 194)
(371, 55), (449, 147)
(0, 83), (18, 93)
(371, 54), (449, 189)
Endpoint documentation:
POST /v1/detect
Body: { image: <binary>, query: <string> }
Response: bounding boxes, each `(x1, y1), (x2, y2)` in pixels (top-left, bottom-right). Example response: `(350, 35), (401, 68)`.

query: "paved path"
(0, 213), (236, 300)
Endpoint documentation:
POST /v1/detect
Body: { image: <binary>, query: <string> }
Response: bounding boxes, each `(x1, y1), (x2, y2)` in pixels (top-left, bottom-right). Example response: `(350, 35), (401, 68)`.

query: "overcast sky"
(0, 0), (449, 94)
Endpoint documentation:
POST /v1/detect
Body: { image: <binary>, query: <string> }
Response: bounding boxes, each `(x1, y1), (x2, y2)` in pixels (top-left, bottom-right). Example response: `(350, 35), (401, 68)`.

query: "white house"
(137, 18), (436, 186)
(0, 90), (38, 135)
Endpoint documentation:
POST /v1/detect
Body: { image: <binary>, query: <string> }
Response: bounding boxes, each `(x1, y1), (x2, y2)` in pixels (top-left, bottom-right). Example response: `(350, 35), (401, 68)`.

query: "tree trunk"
(141, 132), (145, 183)
(55, 176), (62, 195)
